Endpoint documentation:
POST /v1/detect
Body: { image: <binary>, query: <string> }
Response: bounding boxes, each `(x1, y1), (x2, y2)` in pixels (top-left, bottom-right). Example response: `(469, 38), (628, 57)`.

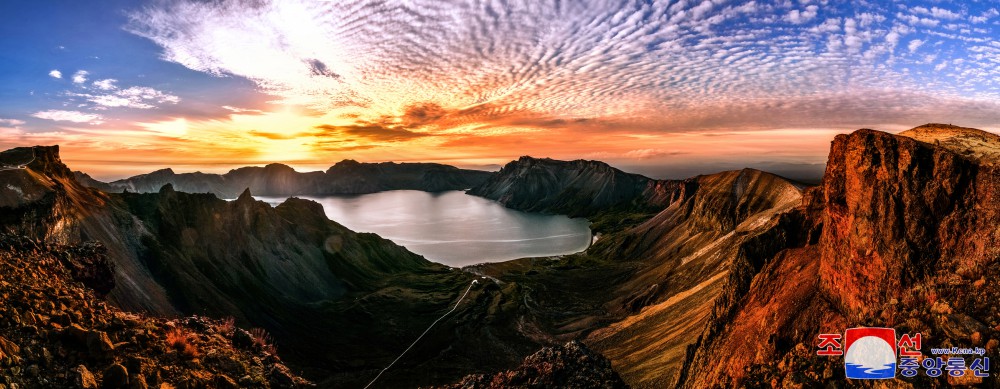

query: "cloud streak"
(32, 110), (103, 124)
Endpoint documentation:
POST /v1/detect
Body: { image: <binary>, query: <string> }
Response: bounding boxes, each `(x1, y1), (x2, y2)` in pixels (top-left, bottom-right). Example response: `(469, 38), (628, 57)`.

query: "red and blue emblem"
(844, 327), (897, 379)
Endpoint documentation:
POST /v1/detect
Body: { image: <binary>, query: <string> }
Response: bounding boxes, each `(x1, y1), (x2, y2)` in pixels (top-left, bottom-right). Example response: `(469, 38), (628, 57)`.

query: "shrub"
(249, 327), (277, 355)
(166, 329), (200, 359)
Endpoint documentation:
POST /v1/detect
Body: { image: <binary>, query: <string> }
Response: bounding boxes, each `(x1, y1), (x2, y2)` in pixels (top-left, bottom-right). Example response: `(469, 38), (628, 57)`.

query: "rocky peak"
(0, 145), (72, 179)
(818, 128), (994, 317)
(262, 163), (295, 173)
(327, 159), (363, 173)
(898, 123), (1000, 164)
(235, 187), (254, 203)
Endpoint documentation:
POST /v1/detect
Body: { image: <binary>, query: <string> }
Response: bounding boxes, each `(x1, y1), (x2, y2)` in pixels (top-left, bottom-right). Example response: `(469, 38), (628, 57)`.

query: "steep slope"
(467, 156), (681, 231)
(0, 146), (112, 243)
(584, 169), (809, 387)
(80, 160), (492, 198)
(468, 168), (809, 388)
(678, 126), (1000, 388)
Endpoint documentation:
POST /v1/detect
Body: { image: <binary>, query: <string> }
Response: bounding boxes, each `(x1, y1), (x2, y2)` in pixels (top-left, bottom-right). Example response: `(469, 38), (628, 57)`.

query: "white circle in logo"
(845, 335), (895, 370)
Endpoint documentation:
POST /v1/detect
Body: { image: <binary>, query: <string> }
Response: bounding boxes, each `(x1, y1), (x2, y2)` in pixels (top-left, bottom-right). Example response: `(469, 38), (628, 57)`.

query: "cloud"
(912, 6), (962, 21)
(314, 124), (429, 142)
(970, 9), (999, 24)
(222, 105), (264, 114)
(48, 70), (62, 79)
(908, 39), (924, 53)
(72, 70), (89, 84)
(32, 110), (103, 123)
(786, 6), (819, 24)
(0, 118), (25, 126)
(623, 149), (685, 160)
(93, 79), (117, 90)
(68, 86), (180, 109)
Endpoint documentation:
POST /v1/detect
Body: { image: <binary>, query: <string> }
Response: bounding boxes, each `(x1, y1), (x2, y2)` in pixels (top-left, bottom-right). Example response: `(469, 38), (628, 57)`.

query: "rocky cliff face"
(79, 160), (492, 198)
(0, 146), (110, 243)
(677, 125), (1000, 388)
(467, 156), (681, 231)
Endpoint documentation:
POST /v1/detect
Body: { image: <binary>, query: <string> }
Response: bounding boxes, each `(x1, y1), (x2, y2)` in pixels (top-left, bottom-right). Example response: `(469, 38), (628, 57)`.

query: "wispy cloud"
(93, 79), (117, 90)
(31, 110), (103, 124)
(0, 118), (25, 126)
(72, 70), (89, 84)
(64, 78), (180, 110)
(314, 124), (429, 142)
(222, 105), (264, 114)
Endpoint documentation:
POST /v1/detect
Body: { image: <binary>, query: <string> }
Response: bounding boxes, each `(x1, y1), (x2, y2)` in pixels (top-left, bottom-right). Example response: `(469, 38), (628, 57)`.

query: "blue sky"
(1, 1), (999, 180)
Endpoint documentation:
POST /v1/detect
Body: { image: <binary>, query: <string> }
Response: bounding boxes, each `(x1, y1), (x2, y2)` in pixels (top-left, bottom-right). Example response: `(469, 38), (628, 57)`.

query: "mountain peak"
(263, 163), (294, 172)
(0, 145), (71, 178)
(236, 187), (253, 202)
(898, 123), (1000, 164)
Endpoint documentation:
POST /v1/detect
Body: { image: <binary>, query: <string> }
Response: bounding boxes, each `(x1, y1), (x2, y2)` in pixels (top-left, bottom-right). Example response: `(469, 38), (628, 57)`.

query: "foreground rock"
(0, 234), (311, 388)
(436, 341), (628, 389)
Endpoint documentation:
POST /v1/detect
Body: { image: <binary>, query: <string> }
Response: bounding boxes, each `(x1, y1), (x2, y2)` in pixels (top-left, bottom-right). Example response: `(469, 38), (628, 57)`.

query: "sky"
(1, 0), (999, 181)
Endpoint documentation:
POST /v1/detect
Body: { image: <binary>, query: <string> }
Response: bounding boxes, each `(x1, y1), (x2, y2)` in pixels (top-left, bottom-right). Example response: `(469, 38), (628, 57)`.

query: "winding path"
(0, 147), (35, 171)
(363, 279), (480, 389)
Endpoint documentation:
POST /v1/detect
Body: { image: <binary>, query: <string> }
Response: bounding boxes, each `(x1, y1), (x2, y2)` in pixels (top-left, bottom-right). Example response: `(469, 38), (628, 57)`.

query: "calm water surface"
(254, 190), (591, 267)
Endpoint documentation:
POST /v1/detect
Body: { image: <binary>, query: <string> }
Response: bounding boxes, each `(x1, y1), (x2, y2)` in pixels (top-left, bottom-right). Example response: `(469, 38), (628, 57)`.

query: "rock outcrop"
(438, 341), (628, 389)
(676, 125), (1000, 388)
(77, 160), (492, 198)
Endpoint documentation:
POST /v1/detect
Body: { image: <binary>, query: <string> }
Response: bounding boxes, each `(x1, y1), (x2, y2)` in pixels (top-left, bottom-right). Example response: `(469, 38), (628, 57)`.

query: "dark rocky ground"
(0, 234), (311, 388)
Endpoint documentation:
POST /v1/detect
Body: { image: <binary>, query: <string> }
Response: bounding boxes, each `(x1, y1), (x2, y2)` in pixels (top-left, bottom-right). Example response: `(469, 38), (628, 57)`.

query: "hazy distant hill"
(75, 160), (493, 198)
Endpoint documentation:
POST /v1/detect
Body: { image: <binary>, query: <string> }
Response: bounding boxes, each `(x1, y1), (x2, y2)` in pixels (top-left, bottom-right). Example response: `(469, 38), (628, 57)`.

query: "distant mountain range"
(1, 123), (998, 388)
(75, 159), (492, 198)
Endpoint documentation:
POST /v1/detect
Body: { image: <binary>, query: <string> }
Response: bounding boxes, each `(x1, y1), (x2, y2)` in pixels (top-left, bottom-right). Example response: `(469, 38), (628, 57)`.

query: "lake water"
(254, 190), (592, 267)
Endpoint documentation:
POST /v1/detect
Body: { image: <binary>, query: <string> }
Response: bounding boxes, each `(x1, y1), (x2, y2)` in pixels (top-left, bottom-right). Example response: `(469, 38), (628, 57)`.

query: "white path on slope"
(364, 278), (480, 389)
(0, 147), (35, 171)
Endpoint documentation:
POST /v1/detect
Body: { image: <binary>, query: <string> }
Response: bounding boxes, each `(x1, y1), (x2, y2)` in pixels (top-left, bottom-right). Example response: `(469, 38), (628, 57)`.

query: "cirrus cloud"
(31, 110), (103, 124)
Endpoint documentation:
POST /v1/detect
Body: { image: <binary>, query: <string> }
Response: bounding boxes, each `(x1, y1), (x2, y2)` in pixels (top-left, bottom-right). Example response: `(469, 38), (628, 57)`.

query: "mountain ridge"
(76, 160), (493, 198)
